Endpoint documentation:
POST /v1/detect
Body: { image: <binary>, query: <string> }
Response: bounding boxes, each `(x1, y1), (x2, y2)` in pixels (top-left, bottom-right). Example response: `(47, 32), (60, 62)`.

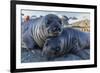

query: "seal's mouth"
(48, 30), (61, 36)
(53, 31), (60, 34)
(52, 32), (60, 36)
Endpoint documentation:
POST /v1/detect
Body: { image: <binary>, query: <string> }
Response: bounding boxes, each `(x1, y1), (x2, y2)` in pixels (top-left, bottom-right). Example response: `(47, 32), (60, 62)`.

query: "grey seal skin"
(22, 14), (62, 50)
(42, 28), (90, 60)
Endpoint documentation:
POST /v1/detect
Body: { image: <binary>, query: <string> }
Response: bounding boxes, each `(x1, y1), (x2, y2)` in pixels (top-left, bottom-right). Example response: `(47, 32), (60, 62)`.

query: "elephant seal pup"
(42, 28), (90, 60)
(22, 14), (62, 50)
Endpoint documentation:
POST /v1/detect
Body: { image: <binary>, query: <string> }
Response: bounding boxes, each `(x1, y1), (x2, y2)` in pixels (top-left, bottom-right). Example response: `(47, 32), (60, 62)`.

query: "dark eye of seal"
(46, 19), (51, 25)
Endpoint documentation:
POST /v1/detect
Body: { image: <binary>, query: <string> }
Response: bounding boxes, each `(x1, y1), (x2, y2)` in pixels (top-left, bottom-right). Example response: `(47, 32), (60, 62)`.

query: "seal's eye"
(47, 21), (50, 25)
(47, 19), (52, 24)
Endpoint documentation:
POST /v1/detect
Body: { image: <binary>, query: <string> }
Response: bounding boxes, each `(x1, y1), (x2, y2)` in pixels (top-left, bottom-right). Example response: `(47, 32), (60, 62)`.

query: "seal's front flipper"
(75, 49), (90, 60)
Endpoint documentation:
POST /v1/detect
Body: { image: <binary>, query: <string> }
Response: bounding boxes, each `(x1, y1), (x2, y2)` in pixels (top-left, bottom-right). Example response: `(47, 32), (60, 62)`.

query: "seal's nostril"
(58, 28), (61, 31)
(52, 27), (57, 32)
(52, 26), (61, 32)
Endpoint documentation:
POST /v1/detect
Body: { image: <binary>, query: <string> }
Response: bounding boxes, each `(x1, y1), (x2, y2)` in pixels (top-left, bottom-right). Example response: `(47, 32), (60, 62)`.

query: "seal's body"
(22, 14), (62, 49)
(42, 28), (90, 60)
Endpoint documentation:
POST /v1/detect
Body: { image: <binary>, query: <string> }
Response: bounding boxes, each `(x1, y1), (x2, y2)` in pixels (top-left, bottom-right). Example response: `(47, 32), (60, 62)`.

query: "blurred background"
(21, 10), (90, 32)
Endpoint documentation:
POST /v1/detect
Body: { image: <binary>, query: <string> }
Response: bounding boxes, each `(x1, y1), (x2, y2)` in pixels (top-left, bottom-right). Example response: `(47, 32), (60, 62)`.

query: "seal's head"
(42, 38), (61, 59)
(45, 14), (62, 37)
